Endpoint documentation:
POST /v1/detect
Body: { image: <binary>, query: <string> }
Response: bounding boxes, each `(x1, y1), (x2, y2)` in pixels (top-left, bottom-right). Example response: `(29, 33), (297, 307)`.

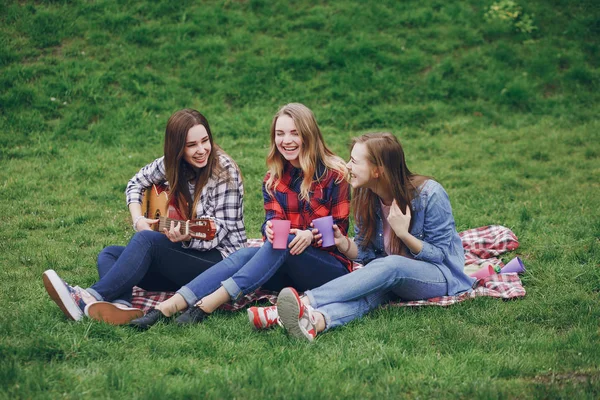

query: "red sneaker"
(247, 305), (280, 330)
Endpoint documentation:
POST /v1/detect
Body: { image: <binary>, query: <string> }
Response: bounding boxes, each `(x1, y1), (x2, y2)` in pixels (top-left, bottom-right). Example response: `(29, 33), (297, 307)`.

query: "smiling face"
(347, 142), (378, 189)
(274, 115), (302, 168)
(183, 124), (211, 169)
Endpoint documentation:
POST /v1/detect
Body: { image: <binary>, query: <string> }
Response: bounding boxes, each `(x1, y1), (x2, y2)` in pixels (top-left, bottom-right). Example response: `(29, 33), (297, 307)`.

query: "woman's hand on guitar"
(164, 220), (192, 243)
(135, 217), (159, 232)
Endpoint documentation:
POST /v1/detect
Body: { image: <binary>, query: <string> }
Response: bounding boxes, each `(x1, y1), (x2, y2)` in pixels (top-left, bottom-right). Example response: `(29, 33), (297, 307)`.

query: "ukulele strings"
(158, 216), (187, 235)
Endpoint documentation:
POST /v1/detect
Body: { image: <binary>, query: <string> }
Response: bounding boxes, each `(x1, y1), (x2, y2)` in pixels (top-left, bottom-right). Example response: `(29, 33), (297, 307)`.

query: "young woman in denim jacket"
(129, 103), (352, 329)
(43, 109), (246, 324)
(276, 132), (476, 341)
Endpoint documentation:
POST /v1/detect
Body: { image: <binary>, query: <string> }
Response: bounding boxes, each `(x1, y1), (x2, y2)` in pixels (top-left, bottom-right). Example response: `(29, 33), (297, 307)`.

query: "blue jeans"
(305, 255), (449, 330)
(177, 234), (349, 307)
(87, 230), (223, 306)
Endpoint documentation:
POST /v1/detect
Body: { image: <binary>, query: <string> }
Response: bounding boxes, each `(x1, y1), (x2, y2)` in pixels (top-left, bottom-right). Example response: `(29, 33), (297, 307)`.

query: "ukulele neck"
(157, 216), (187, 235)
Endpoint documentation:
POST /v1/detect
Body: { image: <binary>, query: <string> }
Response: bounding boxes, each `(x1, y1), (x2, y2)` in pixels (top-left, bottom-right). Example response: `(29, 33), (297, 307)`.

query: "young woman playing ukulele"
(43, 109), (246, 324)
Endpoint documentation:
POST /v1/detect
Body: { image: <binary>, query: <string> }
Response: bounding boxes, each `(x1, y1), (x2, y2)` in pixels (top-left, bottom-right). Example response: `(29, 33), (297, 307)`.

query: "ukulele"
(141, 184), (217, 240)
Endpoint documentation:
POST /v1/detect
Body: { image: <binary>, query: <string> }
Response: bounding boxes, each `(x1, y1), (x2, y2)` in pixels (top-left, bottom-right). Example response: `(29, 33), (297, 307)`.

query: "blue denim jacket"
(354, 180), (475, 296)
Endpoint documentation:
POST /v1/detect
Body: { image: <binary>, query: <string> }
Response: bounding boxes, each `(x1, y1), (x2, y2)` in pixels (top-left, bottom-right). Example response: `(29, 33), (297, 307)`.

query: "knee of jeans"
(134, 229), (165, 246)
(238, 246), (260, 256)
(134, 230), (154, 241)
(98, 245), (122, 260)
(257, 238), (292, 250)
(228, 246), (260, 264)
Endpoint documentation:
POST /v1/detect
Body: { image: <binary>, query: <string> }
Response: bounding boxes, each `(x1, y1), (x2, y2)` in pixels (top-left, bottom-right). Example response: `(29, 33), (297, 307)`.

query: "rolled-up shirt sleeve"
(125, 157), (167, 205)
(261, 179), (285, 238)
(329, 176), (350, 236)
(354, 222), (376, 265)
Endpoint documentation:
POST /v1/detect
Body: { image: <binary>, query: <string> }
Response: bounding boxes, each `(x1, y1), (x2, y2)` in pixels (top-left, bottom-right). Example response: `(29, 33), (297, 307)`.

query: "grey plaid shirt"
(126, 153), (247, 257)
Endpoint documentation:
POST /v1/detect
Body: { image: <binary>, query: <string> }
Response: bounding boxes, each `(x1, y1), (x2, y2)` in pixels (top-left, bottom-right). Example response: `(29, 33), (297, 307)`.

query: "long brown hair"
(265, 103), (346, 201)
(163, 109), (230, 219)
(351, 133), (428, 255)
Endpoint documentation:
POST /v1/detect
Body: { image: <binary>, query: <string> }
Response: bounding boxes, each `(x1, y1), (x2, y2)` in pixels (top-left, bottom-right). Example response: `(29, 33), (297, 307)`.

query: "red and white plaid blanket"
(131, 225), (525, 312)
(460, 225), (519, 272)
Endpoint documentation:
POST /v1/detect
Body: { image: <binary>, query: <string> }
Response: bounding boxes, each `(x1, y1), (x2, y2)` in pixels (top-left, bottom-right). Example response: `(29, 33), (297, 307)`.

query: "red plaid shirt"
(261, 162), (352, 271)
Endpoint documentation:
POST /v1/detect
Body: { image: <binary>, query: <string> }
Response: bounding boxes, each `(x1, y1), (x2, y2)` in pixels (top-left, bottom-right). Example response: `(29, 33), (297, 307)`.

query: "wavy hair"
(351, 133), (429, 255)
(265, 103), (346, 201)
(163, 109), (236, 219)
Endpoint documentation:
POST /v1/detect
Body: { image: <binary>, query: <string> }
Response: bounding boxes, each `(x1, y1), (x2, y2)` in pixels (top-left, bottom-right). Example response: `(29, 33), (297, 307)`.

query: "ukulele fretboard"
(157, 216), (187, 234)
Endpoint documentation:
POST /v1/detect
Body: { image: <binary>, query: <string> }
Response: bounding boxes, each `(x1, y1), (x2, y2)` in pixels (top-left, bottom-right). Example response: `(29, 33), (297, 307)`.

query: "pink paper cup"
(312, 216), (335, 247)
(469, 264), (496, 279)
(271, 220), (291, 250)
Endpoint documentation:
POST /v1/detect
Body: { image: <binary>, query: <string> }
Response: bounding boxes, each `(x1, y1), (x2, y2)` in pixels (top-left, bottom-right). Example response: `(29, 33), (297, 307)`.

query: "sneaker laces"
(304, 304), (317, 325)
(73, 285), (97, 303)
(299, 304), (317, 339)
(265, 306), (279, 323)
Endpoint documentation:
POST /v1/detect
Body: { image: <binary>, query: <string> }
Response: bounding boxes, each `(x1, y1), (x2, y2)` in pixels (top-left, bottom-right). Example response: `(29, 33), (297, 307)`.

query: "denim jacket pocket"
(410, 214), (425, 239)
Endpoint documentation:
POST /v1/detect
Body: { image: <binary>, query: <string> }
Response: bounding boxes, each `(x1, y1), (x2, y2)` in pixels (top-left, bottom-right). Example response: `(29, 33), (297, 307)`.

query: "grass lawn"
(1, 0), (599, 398)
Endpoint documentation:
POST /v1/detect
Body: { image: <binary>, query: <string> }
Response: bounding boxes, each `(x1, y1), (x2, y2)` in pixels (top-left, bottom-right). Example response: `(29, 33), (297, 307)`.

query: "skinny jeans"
(305, 255), (448, 330)
(177, 234), (348, 307)
(87, 230), (223, 306)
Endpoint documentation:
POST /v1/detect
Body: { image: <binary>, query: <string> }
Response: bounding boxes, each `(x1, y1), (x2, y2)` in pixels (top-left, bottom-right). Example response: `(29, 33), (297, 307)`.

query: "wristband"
(133, 215), (145, 231)
(340, 236), (352, 253)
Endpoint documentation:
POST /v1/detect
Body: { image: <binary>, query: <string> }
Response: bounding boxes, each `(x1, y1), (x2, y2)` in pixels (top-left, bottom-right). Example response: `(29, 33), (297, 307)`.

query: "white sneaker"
(43, 269), (91, 321)
(277, 287), (317, 342)
(247, 305), (280, 329)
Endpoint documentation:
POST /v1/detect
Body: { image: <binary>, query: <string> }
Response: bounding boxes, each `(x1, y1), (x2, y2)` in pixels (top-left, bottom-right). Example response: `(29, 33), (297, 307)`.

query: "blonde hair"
(265, 103), (346, 201)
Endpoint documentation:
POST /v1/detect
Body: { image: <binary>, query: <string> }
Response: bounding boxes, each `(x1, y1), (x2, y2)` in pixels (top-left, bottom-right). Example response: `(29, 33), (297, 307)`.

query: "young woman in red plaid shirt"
(130, 103), (352, 328)
(276, 133), (475, 341)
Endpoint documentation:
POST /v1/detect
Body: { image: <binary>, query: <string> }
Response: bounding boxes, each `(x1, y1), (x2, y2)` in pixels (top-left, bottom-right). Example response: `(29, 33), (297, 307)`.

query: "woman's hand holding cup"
(265, 220), (275, 244)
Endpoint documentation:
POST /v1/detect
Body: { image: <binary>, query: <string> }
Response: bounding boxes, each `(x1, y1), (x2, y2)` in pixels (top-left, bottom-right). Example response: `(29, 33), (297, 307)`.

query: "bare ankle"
(195, 300), (211, 314)
(157, 294), (188, 317)
(313, 311), (326, 333)
(195, 287), (230, 313)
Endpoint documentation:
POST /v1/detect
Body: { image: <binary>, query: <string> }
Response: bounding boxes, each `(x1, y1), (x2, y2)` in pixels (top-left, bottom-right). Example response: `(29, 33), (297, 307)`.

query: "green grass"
(1, 0), (599, 398)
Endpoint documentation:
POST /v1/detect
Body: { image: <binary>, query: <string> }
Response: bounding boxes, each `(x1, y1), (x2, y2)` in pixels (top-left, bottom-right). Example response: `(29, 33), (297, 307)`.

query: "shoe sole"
(85, 302), (144, 325)
(42, 269), (83, 321)
(277, 288), (313, 342)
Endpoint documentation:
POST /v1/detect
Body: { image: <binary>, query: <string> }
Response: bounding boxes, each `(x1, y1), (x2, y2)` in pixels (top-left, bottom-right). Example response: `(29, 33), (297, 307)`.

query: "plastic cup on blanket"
(312, 216), (335, 247)
(271, 220), (291, 250)
(501, 257), (526, 274)
(469, 263), (497, 279)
